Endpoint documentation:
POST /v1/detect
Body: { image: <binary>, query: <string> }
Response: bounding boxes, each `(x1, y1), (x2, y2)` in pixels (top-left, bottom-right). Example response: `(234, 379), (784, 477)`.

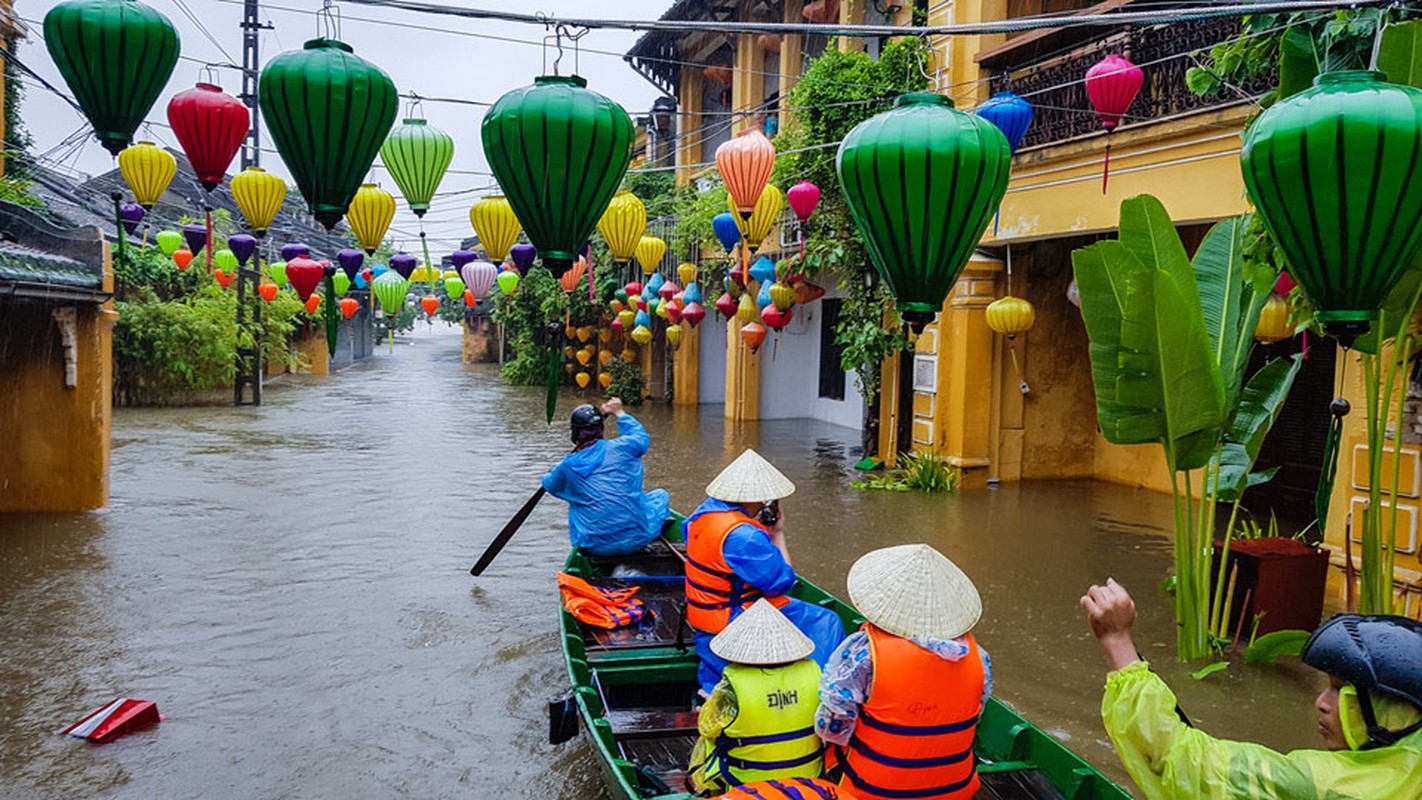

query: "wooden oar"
(470, 487), (547, 576)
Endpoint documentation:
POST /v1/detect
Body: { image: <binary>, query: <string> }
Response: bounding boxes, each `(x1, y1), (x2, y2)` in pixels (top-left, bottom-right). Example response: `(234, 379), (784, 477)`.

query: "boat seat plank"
(978, 767), (1067, 800)
(620, 735), (696, 795)
(605, 707), (700, 739)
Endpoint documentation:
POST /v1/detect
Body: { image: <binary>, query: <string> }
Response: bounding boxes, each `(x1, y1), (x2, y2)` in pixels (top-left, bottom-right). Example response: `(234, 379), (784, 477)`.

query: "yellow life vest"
(713, 660), (824, 787)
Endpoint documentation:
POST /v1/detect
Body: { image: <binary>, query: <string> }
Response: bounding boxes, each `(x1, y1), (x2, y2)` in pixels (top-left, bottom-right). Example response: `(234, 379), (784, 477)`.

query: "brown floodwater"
(0, 329), (1327, 799)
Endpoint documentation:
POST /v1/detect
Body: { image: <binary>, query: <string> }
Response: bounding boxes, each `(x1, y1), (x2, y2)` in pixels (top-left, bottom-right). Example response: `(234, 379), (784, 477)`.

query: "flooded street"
(2, 328), (1324, 799)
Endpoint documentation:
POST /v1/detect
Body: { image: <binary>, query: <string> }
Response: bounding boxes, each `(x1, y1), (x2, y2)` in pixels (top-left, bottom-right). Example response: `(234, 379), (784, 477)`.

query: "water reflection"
(0, 330), (1323, 799)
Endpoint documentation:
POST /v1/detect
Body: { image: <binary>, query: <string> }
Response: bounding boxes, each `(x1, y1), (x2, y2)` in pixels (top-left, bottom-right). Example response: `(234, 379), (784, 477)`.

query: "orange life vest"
(685, 509), (790, 633)
(557, 573), (651, 629)
(837, 625), (983, 800)
(714, 777), (842, 799)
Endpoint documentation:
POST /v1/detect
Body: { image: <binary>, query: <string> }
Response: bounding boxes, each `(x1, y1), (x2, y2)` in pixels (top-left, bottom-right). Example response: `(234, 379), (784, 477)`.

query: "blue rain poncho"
(1102, 660), (1422, 799)
(542, 414), (670, 556)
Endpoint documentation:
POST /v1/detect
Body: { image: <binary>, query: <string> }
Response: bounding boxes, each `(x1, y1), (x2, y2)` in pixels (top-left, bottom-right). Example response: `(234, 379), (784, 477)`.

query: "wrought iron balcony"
(981, 16), (1275, 151)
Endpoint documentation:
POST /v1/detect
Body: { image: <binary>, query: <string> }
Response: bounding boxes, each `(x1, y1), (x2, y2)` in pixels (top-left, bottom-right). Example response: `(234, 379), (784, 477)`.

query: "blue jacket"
(542, 414), (670, 556)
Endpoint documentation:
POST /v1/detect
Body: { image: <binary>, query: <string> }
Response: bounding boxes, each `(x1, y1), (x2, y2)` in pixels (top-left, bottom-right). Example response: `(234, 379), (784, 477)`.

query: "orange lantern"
(173, 247), (194, 270)
(339, 297), (360, 319)
(559, 256), (588, 292)
(598, 350), (613, 366)
(575, 371), (591, 389)
(621, 347), (638, 363)
(421, 295), (439, 317)
(598, 371), (613, 389)
(258, 281), (279, 303)
(213, 269), (234, 289)
(576, 348), (593, 366)
(463, 289), (476, 308)
(717, 129), (776, 218)
(304, 294), (322, 314)
(740, 321), (768, 354)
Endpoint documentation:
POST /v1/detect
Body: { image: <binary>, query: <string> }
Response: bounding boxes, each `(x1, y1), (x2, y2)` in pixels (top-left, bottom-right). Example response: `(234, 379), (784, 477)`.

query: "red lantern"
(172, 247), (193, 270)
(420, 295), (440, 317)
(666, 300), (683, 324)
(682, 301), (706, 328)
(213, 269), (234, 289)
(1084, 54), (1143, 193)
(740, 320), (768, 354)
(761, 303), (792, 331)
(286, 256), (324, 302)
(304, 294), (322, 314)
(787, 181), (821, 222)
(1275, 271), (1298, 297)
(715, 291), (737, 319)
(166, 83), (250, 192)
(361, 267), (373, 284)
(625, 281), (643, 297)
(730, 262), (747, 288)
(658, 281), (680, 301)
(610, 317), (625, 335)
(463, 289), (476, 308)
(258, 281), (279, 303)
(339, 297), (359, 319)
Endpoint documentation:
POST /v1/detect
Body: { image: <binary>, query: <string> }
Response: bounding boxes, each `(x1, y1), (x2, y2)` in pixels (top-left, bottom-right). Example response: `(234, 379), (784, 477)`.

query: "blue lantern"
(713, 211), (741, 254)
(683, 282), (702, 304)
(749, 256), (776, 285)
(975, 91), (1033, 153)
(635, 309), (651, 328)
(756, 280), (774, 309)
(371, 263), (389, 280)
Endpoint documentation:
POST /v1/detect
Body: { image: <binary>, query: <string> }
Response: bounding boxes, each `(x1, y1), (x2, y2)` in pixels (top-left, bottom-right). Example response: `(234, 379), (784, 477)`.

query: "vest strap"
(860, 708), (976, 737)
(724, 725), (816, 748)
(841, 756), (976, 799)
(718, 745), (824, 775)
(848, 736), (972, 769)
(785, 778), (837, 800)
(685, 551), (736, 580)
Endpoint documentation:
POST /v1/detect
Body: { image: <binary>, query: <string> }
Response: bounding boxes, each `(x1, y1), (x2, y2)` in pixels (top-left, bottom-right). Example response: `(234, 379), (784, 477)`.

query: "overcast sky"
(20, 0), (676, 252)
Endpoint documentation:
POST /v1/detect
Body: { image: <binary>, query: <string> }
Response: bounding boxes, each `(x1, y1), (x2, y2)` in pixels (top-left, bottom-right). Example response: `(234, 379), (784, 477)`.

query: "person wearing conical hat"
(815, 544), (992, 800)
(688, 599), (826, 794)
(541, 397), (670, 556)
(683, 449), (847, 696)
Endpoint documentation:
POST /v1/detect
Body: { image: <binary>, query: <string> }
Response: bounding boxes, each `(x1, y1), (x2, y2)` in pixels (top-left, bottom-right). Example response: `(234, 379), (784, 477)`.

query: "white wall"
(697, 313), (728, 404)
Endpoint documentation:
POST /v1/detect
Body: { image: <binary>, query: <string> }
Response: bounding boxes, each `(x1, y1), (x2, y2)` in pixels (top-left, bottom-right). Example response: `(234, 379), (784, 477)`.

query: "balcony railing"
(986, 17), (1275, 151)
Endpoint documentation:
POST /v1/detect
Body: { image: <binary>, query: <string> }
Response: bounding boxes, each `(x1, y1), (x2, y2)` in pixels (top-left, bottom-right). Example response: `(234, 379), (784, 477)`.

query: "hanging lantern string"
(318, 0), (342, 40)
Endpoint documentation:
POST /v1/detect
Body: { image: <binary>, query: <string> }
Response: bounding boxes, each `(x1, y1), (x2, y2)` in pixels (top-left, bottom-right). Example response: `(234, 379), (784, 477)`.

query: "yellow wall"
(0, 247), (115, 513)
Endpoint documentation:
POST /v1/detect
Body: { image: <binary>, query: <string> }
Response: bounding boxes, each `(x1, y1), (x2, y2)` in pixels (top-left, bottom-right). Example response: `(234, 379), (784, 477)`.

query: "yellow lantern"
(631, 324), (653, 345)
(985, 296), (1036, 339)
(666, 323), (684, 349)
(736, 292), (757, 325)
(575, 371), (591, 389)
(578, 325), (594, 343)
(599, 371), (613, 389)
(678, 262), (698, 286)
(230, 166), (287, 235)
(347, 183), (396, 255)
(768, 282), (794, 312)
(598, 190), (647, 264)
(621, 347), (638, 363)
(118, 141), (176, 210)
(410, 265), (438, 283)
(576, 348), (593, 366)
(1255, 293), (1295, 344)
(470, 195), (522, 263)
(617, 309), (636, 329)
(635, 234), (667, 276)
(729, 184), (783, 253)
(655, 299), (670, 319)
(598, 349), (613, 366)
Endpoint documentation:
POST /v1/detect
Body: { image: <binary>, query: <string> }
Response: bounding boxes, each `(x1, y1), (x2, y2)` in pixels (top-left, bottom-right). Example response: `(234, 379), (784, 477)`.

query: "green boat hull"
(558, 542), (1132, 800)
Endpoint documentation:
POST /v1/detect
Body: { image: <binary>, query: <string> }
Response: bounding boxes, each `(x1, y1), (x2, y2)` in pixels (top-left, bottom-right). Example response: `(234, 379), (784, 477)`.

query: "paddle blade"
(470, 487), (546, 576)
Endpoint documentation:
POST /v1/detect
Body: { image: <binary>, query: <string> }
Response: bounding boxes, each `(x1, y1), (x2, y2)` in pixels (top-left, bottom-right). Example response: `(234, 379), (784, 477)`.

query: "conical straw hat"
(710, 598), (815, 665)
(705, 449), (796, 503)
(847, 544), (981, 640)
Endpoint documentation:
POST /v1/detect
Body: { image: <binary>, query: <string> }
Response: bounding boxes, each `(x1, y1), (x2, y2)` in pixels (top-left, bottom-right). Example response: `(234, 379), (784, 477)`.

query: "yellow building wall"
(0, 247), (115, 513)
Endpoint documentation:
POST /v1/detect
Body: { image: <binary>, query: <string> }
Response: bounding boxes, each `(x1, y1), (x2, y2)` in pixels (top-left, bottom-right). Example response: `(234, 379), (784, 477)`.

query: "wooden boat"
(555, 538), (1134, 800)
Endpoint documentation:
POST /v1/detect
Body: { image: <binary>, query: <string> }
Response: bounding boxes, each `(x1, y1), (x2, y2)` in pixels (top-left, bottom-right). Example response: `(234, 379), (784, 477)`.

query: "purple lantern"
(509, 243), (537, 276)
(461, 260), (498, 301)
(390, 251), (418, 280)
(281, 242), (310, 262)
(119, 202), (145, 236)
(337, 248), (365, 280)
(182, 223), (208, 254)
(228, 233), (257, 267)
(451, 249), (478, 269)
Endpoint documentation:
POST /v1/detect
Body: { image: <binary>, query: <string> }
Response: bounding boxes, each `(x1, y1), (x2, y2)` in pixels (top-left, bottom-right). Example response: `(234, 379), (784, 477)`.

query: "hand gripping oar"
(470, 487), (547, 576)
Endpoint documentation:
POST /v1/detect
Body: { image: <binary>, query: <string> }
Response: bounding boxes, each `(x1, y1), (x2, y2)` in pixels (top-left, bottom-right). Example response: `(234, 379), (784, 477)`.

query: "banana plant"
(1073, 195), (1299, 659)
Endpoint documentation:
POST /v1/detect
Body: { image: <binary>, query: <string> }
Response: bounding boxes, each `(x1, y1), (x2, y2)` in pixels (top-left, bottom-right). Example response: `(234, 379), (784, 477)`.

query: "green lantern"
(837, 93), (1012, 332)
(268, 260), (288, 287)
(373, 270), (409, 316)
(44, 0), (180, 156)
(155, 229), (182, 257)
(444, 275), (465, 299)
(259, 39), (398, 230)
(1241, 71), (1422, 342)
(481, 75), (634, 276)
(331, 270), (352, 298)
(381, 118), (454, 218)
(212, 249), (238, 273)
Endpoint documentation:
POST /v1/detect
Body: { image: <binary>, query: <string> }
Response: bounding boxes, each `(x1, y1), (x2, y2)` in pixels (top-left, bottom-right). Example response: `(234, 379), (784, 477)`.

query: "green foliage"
(3, 32), (34, 180)
(852, 450), (958, 493)
(1244, 629), (1312, 664)
(835, 268), (910, 402)
(671, 182), (729, 258)
(0, 178), (49, 212)
(1190, 661), (1230, 681)
(492, 267), (572, 386)
(1213, 356), (1303, 503)
(605, 356), (646, 406)
(624, 169), (682, 222)
(114, 244), (200, 301)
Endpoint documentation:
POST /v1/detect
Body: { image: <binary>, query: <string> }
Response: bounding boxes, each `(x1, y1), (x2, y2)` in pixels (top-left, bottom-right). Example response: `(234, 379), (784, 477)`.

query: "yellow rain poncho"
(1102, 661), (1422, 799)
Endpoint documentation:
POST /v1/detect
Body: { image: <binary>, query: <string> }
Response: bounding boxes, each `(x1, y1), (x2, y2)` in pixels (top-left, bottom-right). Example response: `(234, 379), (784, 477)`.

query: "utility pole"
(235, 0), (272, 406)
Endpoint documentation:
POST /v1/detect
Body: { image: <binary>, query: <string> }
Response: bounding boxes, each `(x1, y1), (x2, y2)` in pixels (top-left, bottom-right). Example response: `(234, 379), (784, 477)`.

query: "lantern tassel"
(324, 274), (339, 356)
(588, 244), (595, 304)
(205, 207), (213, 273)
(1101, 141), (1111, 194)
(419, 229), (435, 290)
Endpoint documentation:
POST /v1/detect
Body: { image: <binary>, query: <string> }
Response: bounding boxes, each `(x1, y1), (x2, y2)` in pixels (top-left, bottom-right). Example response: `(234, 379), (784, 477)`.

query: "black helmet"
(570, 404), (604, 430)
(1301, 614), (1422, 748)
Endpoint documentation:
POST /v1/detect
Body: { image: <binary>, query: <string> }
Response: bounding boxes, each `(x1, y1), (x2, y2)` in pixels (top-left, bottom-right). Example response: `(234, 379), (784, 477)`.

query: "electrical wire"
(168, 0), (239, 64)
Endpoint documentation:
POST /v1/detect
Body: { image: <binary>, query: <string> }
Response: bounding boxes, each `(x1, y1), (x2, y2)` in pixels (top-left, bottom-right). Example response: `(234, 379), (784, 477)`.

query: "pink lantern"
(1084, 53), (1143, 193)
(787, 181), (821, 222)
(666, 300), (683, 324)
(681, 301), (706, 328)
(462, 260), (498, 301)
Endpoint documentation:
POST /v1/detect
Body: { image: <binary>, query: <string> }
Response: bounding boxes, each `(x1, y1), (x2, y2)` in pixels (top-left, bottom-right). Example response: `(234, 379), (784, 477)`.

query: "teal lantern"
(481, 75), (634, 276)
(1241, 71), (1422, 342)
(837, 93), (1012, 331)
(380, 118), (454, 218)
(43, 0), (180, 156)
(259, 38), (398, 230)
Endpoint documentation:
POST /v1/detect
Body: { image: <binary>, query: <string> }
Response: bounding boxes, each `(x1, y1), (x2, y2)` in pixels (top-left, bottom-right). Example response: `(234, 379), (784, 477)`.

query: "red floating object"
(62, 698), (161, 743)
(258, 281), (278, 303)
(213, 268), (233, 289)
(730, 262), (747, 288)
(624, 281), (643, 297)
(666, 300), (683, 324)
(658, 280), (680, 301)
(285, 256), (324, 301)
(420, 295), (440, 317)
(761, 303), (793, 330)
(172, 247), (193, 271)
(360, 267), (373, 284)
(166, 83), (250, 192)
(463, 288), (476, 308)
(681, 300), (706, 328)
(715, 291), (737, 320)
(339, 297), (359, 319)
(304, 294), (322, 314)
(1275, 271), (1298, 297)
(1084, 53), (1143, 194)
(610, 317), (625, 335)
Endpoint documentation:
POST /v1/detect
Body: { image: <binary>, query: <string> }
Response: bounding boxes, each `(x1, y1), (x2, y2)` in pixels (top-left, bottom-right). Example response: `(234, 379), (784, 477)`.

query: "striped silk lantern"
(717, 128), (776, 218)
(730, 184), (783, 254)
(118, 141), (176, 210)
(1084, 54), (1143, 193)
(231, 167), (287, 237)
(598, 191), (647, 265)
(380, 117), (454, 218)
(635, 235), (667, 276)
(347, 183), (396, 255)
(470, 196), (523, 264)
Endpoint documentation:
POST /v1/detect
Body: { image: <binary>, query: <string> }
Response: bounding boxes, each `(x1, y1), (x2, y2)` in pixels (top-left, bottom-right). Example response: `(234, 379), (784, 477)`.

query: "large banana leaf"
(1194, 216), (1275, 411)
(1213, 354), (1304, 503)
(1379, 20), (1422, 90)
(1118, 195), (1197, 302)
